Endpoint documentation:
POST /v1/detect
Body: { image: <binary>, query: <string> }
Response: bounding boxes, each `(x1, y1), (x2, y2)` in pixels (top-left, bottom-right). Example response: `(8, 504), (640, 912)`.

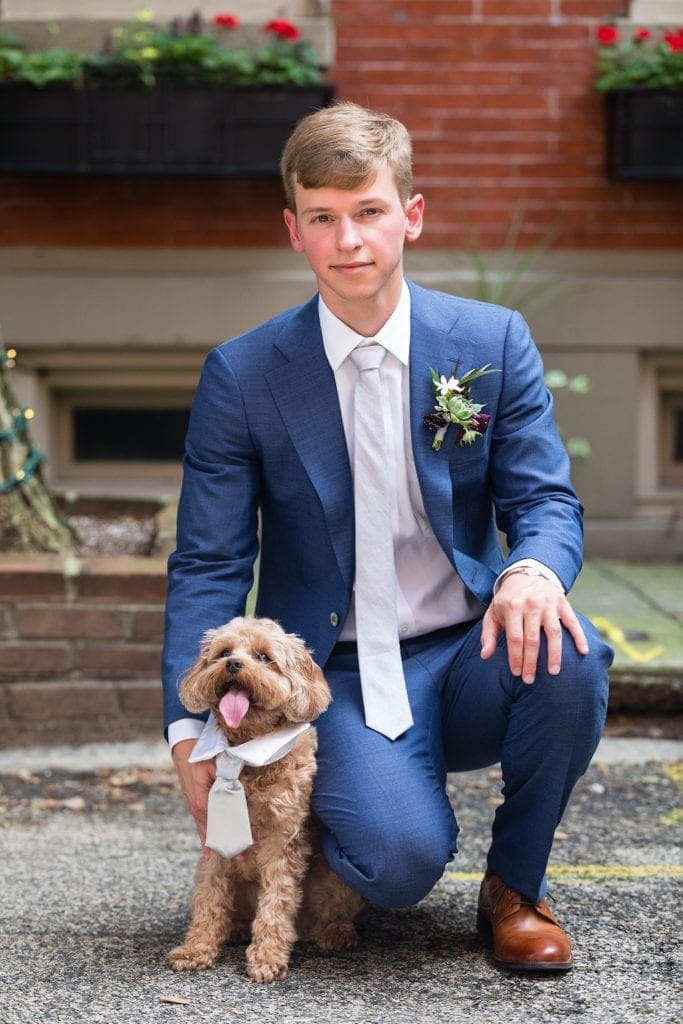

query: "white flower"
(436, 374), (463, 396)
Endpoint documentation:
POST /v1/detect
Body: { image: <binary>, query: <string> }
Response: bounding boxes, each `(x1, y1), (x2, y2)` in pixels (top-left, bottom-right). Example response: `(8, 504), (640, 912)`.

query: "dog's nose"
(226, 659), (243, 675)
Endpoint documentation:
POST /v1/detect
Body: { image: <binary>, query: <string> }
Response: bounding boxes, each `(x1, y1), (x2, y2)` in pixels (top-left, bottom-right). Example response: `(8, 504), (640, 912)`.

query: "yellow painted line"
(663, 764), (683, 791)
(446, 864), (683, 883)
(589, 616), (665, 662)
(660, 808), (683, 826)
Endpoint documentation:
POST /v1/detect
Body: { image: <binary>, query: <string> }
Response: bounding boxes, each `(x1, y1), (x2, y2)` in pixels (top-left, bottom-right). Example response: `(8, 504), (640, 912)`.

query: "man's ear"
(404, 193), (425, 243)
(283, 208), (305, 253)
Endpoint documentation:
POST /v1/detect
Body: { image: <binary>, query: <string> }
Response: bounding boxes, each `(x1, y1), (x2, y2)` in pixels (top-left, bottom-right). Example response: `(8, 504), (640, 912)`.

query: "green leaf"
(545, 370), (568, 389)
(568, 374), (591, 394)
(566, 437), (592, 459)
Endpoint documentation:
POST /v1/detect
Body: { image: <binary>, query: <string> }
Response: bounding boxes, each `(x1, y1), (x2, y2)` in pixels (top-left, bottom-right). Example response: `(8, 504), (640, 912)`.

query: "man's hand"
(480, 573), (589, 684)
(171, 738), (216, 857)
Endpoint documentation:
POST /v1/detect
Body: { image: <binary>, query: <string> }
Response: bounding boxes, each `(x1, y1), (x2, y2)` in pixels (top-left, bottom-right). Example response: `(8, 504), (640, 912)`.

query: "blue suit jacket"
(162, 281), (583, 732)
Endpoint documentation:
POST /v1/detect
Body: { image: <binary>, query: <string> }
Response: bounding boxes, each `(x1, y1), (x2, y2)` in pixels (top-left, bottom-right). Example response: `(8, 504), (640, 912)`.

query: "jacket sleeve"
(489, 310), (584, 592)
(161, 345), (260, 734)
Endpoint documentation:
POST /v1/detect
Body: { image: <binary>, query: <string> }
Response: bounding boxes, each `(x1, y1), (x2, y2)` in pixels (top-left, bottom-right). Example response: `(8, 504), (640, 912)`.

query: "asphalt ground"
(0, 738), (681, 1024)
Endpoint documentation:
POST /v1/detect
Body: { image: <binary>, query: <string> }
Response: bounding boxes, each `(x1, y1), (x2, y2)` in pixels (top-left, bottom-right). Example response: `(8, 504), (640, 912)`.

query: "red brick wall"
(0, 558), (166, 746)
(332, 0), (682, 248)
(0, 0), (680, 249)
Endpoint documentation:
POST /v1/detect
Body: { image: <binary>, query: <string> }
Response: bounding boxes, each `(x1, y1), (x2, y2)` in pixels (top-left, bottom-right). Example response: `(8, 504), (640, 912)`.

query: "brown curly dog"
(168, 616), (364, 982)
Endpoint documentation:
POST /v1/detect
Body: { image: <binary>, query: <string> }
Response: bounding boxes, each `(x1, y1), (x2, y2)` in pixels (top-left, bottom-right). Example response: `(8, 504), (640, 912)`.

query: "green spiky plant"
(454, 207), (592, 458)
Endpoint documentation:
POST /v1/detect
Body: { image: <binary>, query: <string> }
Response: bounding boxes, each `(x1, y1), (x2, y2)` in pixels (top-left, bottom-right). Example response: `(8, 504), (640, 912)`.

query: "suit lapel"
(266, 300), (354, 589)
(408, 282), (474, 565)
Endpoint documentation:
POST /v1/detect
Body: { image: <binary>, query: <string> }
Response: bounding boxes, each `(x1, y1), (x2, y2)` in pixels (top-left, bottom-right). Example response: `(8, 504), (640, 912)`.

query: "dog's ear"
(178, 628), (217, 713)
(282, 636), (331, 722)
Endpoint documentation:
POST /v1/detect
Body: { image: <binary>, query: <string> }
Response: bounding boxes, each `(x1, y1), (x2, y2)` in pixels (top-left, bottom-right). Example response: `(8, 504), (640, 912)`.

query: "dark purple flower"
(424, 413), (447, 433)
(454, 412), (490, 445)
(471, 412), (491, 435)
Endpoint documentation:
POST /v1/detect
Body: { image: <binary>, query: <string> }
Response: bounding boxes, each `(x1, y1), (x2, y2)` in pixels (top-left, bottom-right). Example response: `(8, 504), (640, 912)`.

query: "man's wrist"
(167, 717), (205, 754)
(495, 560), (564, 594)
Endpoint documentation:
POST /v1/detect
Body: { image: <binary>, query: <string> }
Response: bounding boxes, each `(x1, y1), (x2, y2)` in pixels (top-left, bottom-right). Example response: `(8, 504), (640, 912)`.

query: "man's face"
(283, 165), (423, 328)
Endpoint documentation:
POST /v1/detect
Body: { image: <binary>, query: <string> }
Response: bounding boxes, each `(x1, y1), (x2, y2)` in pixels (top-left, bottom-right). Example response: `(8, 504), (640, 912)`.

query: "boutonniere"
(423, 364), (500, 451)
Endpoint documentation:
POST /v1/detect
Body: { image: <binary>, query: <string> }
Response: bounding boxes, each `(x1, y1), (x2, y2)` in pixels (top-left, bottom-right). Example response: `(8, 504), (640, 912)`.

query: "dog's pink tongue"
(219, 686), (251, 729)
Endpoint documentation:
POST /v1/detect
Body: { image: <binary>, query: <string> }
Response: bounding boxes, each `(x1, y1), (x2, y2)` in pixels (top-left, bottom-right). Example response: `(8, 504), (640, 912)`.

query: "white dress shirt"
(167, 282), (562, 750)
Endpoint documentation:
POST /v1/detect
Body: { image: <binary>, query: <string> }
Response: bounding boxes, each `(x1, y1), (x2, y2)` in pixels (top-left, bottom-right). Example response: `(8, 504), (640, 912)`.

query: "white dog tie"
(190, 717), (310, 859)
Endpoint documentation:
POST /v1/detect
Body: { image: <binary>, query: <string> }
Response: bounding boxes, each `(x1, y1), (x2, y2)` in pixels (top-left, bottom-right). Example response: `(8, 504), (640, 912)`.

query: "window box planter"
(0, 81), (335, 176)
(605, 88), (683, 181)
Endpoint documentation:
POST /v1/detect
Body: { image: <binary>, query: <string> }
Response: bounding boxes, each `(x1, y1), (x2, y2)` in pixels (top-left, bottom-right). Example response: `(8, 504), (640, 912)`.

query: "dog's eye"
(219, 649), (231, 659)
(256, 652), (270, 663)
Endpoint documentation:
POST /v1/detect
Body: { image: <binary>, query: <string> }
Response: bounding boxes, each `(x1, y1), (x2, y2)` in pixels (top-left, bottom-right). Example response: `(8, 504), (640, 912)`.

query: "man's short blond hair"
(280, 101), (414, 211)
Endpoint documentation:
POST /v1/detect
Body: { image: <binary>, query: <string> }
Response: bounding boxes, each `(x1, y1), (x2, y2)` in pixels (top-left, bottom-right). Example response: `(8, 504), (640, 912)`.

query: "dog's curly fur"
(168, 616), (364, 982)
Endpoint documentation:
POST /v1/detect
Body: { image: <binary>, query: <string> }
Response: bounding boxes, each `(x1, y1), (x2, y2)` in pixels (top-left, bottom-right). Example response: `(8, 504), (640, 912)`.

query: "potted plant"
(0, 9), (334, 176)
(595, 23), (683, 181)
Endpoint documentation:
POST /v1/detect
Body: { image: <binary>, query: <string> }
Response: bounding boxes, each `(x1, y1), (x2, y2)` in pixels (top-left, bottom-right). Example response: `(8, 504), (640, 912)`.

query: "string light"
(1, 345), (48, 494)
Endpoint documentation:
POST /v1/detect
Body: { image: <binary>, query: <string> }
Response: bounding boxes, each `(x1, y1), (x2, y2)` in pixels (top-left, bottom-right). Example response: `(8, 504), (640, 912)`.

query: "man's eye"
(361, 208), (379, 216)
(314, 214), (331, 224)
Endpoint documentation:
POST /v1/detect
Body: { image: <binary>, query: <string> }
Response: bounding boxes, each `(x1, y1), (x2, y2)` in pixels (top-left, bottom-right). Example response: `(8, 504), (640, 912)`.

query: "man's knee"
(559, 617), (612, 707)
(516, 620), (611, 755)
(323, 819), (456, 909)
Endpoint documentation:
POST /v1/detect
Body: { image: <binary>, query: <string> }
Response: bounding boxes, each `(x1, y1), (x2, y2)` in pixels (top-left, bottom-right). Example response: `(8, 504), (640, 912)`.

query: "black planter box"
(605, 88), (683, 181)
(0, 82), (335, 176)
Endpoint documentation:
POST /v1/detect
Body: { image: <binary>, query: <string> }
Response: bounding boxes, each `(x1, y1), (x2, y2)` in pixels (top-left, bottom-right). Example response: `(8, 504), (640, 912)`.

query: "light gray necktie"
(349, 342), (413, 740)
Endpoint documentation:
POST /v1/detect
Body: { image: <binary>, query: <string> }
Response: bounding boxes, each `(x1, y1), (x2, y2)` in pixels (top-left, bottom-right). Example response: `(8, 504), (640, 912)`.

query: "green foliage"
(463, 208), (573, 317)
(1, 30), (86, 87)
(0, 10), (324, 89)
(595, 26), (683, 92)
(455, 207), (592, 460)
(543, 371), (592, 458)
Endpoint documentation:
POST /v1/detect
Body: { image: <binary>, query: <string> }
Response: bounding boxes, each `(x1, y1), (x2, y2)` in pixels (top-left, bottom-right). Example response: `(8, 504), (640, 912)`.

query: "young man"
(162, 102), (612, 972)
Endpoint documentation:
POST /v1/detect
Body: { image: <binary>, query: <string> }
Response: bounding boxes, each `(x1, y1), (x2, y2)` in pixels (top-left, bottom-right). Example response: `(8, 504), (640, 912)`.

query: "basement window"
(51, 387), (193, 496)
(73, 406), (189, 462)
(660, 388), (683, 487)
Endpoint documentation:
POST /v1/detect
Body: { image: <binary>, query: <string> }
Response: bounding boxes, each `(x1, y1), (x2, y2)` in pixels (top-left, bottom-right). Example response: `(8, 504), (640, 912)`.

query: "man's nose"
(336, 217), (362, 249)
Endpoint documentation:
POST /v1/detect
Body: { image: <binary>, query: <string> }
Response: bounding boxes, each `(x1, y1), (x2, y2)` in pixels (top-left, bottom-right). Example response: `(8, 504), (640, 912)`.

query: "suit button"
(329, 612), (339, 627)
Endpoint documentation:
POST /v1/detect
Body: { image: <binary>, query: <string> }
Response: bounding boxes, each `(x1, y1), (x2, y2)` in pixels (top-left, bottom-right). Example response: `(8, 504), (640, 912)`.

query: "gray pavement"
(1, 738), (681, 1024)
(572, 559), (683, 712)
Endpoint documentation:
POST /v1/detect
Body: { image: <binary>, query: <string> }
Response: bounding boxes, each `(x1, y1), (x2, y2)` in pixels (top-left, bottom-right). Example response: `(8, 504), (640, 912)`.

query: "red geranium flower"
(664, 28), (683, 52)
(264, 18), (300, 42)
(213, 13), (239, 29)
(634, 27), (651, 41)
(596, 24), (619, 46)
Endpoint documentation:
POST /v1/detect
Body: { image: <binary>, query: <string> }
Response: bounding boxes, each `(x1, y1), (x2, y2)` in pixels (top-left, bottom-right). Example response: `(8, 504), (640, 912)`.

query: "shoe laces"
(489, 880), (553, 915)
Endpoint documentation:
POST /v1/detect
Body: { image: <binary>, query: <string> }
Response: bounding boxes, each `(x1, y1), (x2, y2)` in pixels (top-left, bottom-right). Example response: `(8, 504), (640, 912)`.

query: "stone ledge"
(0, 556), (167, 601)
(609, 669), (683, 713)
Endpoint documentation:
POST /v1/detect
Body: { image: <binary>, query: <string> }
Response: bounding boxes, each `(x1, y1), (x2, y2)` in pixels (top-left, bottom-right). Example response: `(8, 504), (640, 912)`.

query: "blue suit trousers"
(313, 614), (612, 906)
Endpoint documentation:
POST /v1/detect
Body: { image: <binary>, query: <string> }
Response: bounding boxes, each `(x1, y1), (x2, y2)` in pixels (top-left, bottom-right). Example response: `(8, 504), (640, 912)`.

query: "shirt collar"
(319, 280), (411, 371)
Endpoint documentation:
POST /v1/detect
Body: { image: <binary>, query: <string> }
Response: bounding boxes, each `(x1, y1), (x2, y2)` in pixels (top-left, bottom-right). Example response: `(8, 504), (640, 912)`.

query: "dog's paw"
(313, 921), (358, 952)
(246, 944), (289, 983)
(246, 960), (289, 983)
(168, 943), (218, 971)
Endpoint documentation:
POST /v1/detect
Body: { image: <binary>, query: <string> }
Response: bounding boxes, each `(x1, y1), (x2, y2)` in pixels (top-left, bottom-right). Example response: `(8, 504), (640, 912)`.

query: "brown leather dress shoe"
(477, 872), (573, 972)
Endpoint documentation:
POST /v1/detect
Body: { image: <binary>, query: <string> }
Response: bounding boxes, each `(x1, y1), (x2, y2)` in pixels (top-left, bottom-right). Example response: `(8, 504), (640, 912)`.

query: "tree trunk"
(0, 352), (77, 553)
